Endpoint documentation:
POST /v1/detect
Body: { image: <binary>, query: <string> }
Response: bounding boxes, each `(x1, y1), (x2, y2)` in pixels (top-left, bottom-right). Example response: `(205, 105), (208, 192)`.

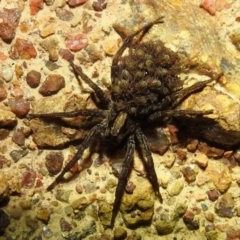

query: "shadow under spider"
(28, 16), (220, 226)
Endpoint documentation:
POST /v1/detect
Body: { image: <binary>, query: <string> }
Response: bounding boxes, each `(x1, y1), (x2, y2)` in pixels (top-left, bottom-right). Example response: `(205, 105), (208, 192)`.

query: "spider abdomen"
(112, 40), (183, 116)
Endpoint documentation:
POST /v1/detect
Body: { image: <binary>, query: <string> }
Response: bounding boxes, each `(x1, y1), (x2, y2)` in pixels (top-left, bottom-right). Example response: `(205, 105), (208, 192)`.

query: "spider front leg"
(111, 134), (135, 226)
(155, 79), (214, 112)
(111, 16), (164, 84)
(28, 109), (106, 119)
(148, 109), (213, 123)
(171, 79), (215, 108)
(135, 127), (162, 202)
(69, 61), (111, 109)
(47, 123), (103, 191)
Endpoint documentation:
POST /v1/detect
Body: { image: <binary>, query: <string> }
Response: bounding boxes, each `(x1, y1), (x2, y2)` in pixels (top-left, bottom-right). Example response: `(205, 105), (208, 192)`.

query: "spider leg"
(111, 17), (164, 82)
(135, 127), (162, 202)
(161, 72), (223, 110)
(46, 123), (104, 191)
(171, 79), (214, 108)
(111, 134), (135, 226)
(156, 79), (213, 111)
(69, 60), (111, 108)
(28, 109), (106, 119)
(148, 109), (213, 123)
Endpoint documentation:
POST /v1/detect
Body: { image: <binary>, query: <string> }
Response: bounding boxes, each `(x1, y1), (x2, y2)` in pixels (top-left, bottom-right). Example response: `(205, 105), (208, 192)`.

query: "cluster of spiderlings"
(112, 40), (183, 116)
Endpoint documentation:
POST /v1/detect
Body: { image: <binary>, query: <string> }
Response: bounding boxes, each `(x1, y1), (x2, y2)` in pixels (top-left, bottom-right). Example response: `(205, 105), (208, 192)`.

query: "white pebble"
(1, 66), (14, 82)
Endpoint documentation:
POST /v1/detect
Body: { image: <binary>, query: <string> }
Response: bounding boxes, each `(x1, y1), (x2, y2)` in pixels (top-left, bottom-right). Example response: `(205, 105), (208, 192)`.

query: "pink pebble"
(29, 0), (44, 15)
(10, 85), (24, 98)
(201, 0), (216, 15)
(65, 34), (88, 52)
(9, 97), (30, 118)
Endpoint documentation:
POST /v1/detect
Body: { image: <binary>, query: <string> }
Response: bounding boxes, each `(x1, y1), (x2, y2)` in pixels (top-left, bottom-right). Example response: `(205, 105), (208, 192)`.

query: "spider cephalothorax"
(29, 17), (216, 226)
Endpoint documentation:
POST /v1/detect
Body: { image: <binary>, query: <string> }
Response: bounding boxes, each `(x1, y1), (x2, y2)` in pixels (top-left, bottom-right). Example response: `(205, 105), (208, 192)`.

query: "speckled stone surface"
(0, 0), (240, 239)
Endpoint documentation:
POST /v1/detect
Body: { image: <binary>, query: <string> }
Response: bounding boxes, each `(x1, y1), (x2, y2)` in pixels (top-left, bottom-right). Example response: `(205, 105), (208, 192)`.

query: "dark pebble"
(206, 189), (219, 202)
(39, 74), (65, 96)
(60, 217), (73, 232)
(226, 227), (240, 240)
(0, 154), (10, 168)
(125, 181), (136, 194)
(56, 8), (74, 21)
(198, 143), (224, 158)
(92, 0), (107, 12)
(21, 169), (37, 188)
(45, 152), (64, 175)
(0, 22), (15, 42)
(45, 61), (60, 71)
(176, 149), (187, 162)
(233, 151), (240, 163)
(184, 219), (199, 230)
(0, 129), (10, 141)
(26, 70), (41, 88)
(183, 210), (199, 230)
(181, 166), (197, 183)
(183, 210), (194, 222)
(0, 209), (10, 235)
(113, 226), (127, 240)
(12, 128), (25, 146)
(186, 139), (198, 152)
(205, 223), (215, 232)
(0, 86), (7, 101)
(10, 149), (28, 162)
(25, 215), (39, 230)
(58, 49), (74, 61)
(214, 193), (235, 218)
(0, 8), (21, 42)
(0, 128), (10, 141)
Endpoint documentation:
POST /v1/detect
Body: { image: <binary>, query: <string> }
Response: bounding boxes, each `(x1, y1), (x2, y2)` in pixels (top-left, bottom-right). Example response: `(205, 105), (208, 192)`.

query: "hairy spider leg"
(154, 79), (214, 112)
(28, 109), (106, 118)
(148, 109), (213, 122)
(111, 134), (135, 226)
(135, 127), (162, 202)
(111, 16), (164, 84)
(155, 73), (223, 113)
(69, 61), (111, 108)
(47, 123), (104, 191)
(171, 79), (214, 108)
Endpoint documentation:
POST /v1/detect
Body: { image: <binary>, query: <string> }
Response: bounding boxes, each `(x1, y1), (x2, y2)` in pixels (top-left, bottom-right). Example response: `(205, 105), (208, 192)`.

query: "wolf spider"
(29, 17), (215, 225)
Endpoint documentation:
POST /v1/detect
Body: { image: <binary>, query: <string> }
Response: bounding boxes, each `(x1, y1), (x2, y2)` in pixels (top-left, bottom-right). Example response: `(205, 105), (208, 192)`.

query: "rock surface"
(120, 178), (155, 227)
(0, 0), (240, 239)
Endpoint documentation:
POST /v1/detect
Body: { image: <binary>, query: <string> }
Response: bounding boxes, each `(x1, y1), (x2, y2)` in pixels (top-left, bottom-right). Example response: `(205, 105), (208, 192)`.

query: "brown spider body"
(29, 17), (216, 226)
